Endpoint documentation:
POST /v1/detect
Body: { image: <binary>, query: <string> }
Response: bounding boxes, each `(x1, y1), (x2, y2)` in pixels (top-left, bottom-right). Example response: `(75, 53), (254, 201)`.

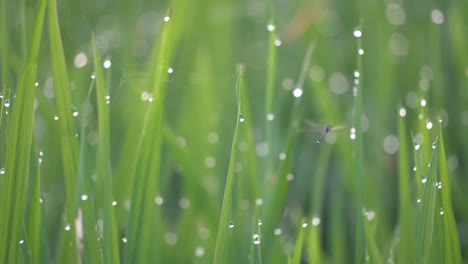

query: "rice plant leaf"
(353, 26), (366, 264)
(48, 0), (79, 261)
(291, 222), (306, 264)
(397, 109), (416, 263)
(27, 148), (42, 263)
(92, 34), (120, 263)
(125, 7), (175, 263)
(214, 66), (244, 264)
(415, 142), (438, 263)
(438, 126), (462, 264)
(0, 0), (46, 262)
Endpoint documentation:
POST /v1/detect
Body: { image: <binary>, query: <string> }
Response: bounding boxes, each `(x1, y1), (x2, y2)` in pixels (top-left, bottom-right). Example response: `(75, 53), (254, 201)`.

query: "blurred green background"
(1, 0), (468, 263)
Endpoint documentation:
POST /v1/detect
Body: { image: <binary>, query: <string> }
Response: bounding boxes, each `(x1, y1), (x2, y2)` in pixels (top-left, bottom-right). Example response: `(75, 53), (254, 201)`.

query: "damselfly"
(302, 120), (348, 145)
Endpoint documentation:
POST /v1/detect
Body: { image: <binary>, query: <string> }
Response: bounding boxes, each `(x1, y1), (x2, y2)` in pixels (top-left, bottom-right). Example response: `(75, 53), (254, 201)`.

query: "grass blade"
(26, 148), (42, 263)
(125, 7), (175, 263)
(48, 0), (80, 261)
(397, 107), (416, 263)
(0, 0), (46, 262)
(415, 138), (438, 263)
(353, 25), (366, 264)
(92, 34), (120, 263)
(214, 65), (244, 263)
(438, 125), (462, 264)
(291, 221), (306, 264)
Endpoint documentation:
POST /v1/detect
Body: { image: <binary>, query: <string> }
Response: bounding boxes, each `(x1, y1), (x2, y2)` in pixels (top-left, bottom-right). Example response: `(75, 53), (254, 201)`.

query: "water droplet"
(91, 73), (96, 79)
(417, 198), (421, 203)
(365, 211), (376, 221)
(413, 166), (417, 171)
(383, 134), (399, 154)
(414, 144), (420, 151)
(229, 221), (234, 228)
(426, 120), (433, 130)
(72, 107), (79, 117)
(258, 219), (263, 226)
(0, 168), (5, 175)
(255, 142), (269, 157)
(352, 86), (358, 96)
(267, 113), (275, 121)
(179, 198), (190, 209)
(65, 224), (71, 231)
(432, 141), (437, 149)
(163, 16), (170, 22)
(302, 222), (308, 228)
(4, 99), (10, 108)
(255, 198), (263, 206)
(420, 98), (427, 107)
(354, 70), (360, 78)
(399, 107), (407, 117)
(19, 240), (24, 245)
(421, 177), (427, 184)
(122, 237), (128, 243)
(253, 234), (260, 245)
(353, 27), (362, 38)
(164, 232), (177, 245)
(266, 23), (275, 32)
(204, 156), (216, 168)
(0, 92), (3, 98)
(286, 173), (294, 181)
(176, 137), (187, 148)
(168, 67), (174, 74)
(35, 82), (39, 87)
(439, 208), (445, 215)
(239, 113), (245, 122)
(274, 228), (282, 235)
(112, 201), (117, 206)
(207, 132), (219, 144)
(436, 182), (442, 189)
(105, 95), (110, 104)
(103, 59), (112, 69)
(195, 246), (205, 257)
(155, 196), (164, 205)
(431, 9), (444, 24)
(274, 37), (282, 47)
(39, 198), (43, 203)
(279, 152), (287, 160)
(74, 52), (88, 68)
(358, 48), (364, 55)
(54, 115), (59, 121)
(81, 194), (88, 201)
(312, 217), (321, 226)
(292, 88), (303, 98)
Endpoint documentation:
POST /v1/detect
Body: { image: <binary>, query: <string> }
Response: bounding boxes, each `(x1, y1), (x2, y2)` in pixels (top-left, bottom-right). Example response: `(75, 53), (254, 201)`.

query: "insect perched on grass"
(302, 120), (348, 145)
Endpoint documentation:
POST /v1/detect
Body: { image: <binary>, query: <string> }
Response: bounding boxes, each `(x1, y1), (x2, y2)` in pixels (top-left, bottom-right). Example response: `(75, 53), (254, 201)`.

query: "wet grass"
(1, 0), (467, 263)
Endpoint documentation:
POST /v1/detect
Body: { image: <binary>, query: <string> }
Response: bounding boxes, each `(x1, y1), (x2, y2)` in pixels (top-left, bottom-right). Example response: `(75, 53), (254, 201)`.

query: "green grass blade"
(291, 221), (306, 264)
(126, 7), (175, 263)
(48, 0), (80, 262)
(76, 79), (103, 264)
(262, 41), (315, 260)
(397, 107), (416, 263)
(214, 66), (244, 264)
(27, 150), (42, 263)
(307, 220), (323, 264)
(0, 0), (46, 262)
(415, 139), (438, 263)
(264, 12), (277, 151)
(353, 25), (366, 264)
(438, 125), (462, 264)
(92, 34), (120, 264)
(0, 0), (10, 88)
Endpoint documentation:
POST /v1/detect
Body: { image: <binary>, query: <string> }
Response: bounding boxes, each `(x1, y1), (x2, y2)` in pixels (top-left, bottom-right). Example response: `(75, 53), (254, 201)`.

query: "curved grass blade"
(26, 148), (43, 263)
(291, 221), (306, 264)
(415, 138), (438, 264)
(261, 41), (316, 260)
(125, 7), (176, 263)
(92, 34), (120, 263)
(48, 0), (80, 261)
(353, 24), (366, 264)
(397, 107), (416, 263)
(214, 66), (244, 264)
(438, 126), (462, 264)
(76, 79), (103, 264)
(0, 0), (46, 262)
